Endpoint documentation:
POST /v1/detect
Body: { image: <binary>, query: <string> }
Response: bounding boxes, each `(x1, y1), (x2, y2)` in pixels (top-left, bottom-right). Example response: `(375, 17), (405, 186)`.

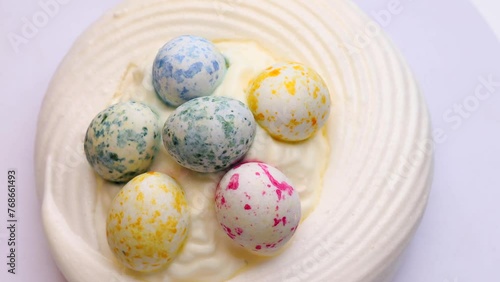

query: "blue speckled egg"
(162, 96), (256, 173)
(152, 35), (227, 107)
(84, 101), (160, 182)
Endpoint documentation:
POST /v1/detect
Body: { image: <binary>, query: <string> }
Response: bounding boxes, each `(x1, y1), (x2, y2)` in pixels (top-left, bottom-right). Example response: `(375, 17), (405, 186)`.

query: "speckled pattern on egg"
(162, 96), (256, 173)
(247, 62), (331, 142)
(106, 172), (189, 272)
(215, 162), (301, 255)
(84, 101), (160, 182)
(152, 35), (227, 107)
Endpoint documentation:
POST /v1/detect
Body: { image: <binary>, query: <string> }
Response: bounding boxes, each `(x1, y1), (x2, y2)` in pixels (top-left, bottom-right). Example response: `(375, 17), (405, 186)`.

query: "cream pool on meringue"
(90, 40), (330, 281)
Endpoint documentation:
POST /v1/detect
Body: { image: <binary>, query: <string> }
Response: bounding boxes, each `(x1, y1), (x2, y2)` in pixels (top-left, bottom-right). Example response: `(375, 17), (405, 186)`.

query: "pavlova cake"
(35, 0), (433, 281)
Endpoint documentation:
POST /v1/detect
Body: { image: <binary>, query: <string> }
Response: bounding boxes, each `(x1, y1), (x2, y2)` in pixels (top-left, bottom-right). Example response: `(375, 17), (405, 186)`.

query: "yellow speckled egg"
(106, 172), (189, 272)
(247, 62), (331, 142)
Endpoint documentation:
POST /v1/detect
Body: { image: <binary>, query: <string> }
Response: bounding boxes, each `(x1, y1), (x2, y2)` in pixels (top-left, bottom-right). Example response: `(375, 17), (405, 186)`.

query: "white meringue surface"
(35, 0), (432, 282)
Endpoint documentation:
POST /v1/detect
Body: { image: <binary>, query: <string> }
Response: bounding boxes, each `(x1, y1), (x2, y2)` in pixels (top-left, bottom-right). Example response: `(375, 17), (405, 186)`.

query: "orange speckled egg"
(247, 62), (331, 142)
(106, 172), (189, 272)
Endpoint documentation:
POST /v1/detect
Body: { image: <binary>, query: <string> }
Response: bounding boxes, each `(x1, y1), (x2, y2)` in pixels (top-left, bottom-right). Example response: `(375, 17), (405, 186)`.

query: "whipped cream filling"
(93, 40), (329, 281)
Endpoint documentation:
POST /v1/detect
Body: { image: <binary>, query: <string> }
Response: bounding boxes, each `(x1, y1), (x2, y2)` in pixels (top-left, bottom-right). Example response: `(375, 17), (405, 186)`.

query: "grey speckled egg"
(84, 101), (160, 182)
(163, 96), (256, 173)
(152, 35), (227, 107)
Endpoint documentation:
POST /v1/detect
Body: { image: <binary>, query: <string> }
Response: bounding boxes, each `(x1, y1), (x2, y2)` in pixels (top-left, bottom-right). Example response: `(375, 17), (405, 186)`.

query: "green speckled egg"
(162, 96), (256, 173)
(84, 101), (160, 182)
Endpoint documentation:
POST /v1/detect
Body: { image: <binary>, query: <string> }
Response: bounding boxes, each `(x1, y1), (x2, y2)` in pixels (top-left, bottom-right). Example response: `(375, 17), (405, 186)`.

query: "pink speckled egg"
(214, 162), (301, 255)
(247, 62), (331, 142)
